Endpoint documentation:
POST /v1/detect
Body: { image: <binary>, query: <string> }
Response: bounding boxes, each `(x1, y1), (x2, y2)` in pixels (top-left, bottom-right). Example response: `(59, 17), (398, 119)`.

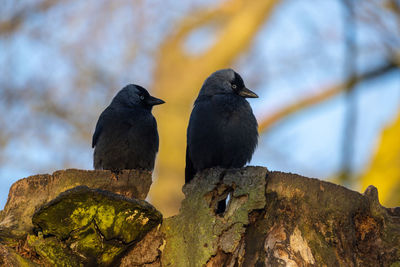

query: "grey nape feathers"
(92, 84), (165, 172)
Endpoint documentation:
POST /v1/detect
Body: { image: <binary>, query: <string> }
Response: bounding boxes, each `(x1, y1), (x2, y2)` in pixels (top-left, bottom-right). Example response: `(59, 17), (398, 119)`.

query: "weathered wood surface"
(1, 167), (399, 266)
(0, 169), (152, 237)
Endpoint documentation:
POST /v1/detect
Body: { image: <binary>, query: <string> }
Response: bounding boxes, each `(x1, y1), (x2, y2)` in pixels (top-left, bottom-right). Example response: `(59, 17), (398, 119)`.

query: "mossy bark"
(161, 167), (400, 266)
(0, 169), (152, 238)
(1, 167), (399, 266)
(30, 186), (162, 266)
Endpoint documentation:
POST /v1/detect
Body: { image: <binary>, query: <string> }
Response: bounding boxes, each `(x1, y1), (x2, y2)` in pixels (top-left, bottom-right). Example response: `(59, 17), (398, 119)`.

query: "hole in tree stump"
(216, 192), (232, 215)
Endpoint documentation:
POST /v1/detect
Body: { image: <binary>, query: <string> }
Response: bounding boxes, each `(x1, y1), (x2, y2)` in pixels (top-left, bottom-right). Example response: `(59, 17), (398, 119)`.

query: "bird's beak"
(239, 87), (258, 98)
(146, 96), (165, 106)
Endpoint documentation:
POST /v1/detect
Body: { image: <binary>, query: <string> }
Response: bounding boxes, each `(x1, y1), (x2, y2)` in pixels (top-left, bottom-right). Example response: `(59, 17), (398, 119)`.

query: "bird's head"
(199, 69), (258, 98)
(111, 84), (165, 110)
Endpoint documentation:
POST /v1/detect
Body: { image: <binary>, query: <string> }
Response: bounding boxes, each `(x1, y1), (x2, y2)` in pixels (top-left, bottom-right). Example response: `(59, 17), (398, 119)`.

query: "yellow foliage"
(361, 110), (400, 207)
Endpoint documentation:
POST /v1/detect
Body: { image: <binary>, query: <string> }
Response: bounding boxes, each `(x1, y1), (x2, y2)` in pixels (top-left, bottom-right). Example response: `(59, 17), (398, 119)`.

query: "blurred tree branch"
(339, 0), (358, 185)
(0, 0), (63, 34)
(258, 62), (398, 133)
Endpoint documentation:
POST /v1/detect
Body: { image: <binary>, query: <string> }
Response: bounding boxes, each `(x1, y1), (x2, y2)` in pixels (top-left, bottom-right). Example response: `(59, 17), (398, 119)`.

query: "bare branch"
(258, 62), (398, 133)
(0, 0), (62, 35)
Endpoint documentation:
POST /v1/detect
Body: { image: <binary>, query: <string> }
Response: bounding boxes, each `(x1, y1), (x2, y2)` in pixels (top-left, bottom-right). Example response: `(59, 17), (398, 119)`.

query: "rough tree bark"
(0, 167), (399, 266)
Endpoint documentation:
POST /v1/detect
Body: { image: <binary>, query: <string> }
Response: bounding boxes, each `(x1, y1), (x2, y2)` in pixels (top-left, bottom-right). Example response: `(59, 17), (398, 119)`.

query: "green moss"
(31, 186), (162, 266)
(101, 246), (125, 265)
(15, 256), (37, 267)
(27, 235), (82, 266)
(162, 167), (267, 266)
(95, 205), (116, 231)
(68, 224), (126, 265)
(32, 192), (98, 239)
(69, 224), (103, 256)
(70, 205), (97, 227)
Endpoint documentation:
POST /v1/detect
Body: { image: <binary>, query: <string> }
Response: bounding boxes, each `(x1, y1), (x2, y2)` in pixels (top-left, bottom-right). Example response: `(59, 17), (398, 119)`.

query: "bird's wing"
(92, 115), (104, 148)
(185, 145), (196, 183)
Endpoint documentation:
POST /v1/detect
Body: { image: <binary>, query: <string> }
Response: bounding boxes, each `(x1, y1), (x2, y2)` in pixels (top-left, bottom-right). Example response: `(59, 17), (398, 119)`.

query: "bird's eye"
(140, 95), (145, 100)
(232, 84), (237, 89)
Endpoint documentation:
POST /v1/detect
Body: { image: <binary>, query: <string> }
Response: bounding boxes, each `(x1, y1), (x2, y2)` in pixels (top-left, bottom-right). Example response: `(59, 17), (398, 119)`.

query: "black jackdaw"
(92, 84), (164, 171)
(185, 69), (258, 183)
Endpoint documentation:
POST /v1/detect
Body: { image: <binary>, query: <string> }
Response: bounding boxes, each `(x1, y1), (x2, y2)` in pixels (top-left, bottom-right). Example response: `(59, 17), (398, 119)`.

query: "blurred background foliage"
(0, 0), (399, 215)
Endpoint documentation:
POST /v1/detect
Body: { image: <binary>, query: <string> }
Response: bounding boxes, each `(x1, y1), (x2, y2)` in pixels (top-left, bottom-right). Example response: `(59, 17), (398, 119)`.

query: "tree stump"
(1, 167), (399, 266)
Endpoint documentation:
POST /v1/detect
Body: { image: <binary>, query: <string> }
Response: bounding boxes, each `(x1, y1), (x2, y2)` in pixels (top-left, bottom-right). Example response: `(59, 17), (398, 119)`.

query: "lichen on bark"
(162, 167), (267, 266)
(0, 169), (152, 237)
(162, 167), (400, 266)
(1, 167), (399, 266)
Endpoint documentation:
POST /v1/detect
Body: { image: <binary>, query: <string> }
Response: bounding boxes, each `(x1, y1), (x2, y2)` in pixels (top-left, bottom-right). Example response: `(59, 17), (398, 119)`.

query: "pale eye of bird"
(232, 84), (237, 89)
(140, 95), (145, 100)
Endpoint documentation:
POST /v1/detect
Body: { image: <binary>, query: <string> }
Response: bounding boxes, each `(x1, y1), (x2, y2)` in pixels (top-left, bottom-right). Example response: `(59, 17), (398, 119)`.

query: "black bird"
(92, 84), (165, 171)
(185, 69), (258, 183)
